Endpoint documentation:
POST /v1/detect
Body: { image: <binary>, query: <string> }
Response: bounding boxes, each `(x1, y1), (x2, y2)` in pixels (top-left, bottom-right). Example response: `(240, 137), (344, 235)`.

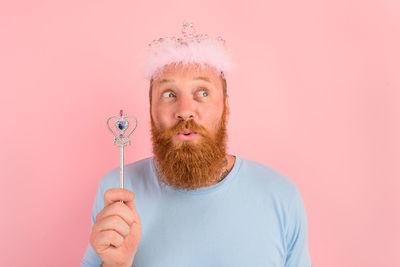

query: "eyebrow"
(193, 76), (211, 83)
(157, 76), (211, 85)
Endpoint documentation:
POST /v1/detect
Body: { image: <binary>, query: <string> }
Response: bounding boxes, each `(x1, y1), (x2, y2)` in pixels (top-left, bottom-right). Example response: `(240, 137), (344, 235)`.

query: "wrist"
(101, 260), (133, 267)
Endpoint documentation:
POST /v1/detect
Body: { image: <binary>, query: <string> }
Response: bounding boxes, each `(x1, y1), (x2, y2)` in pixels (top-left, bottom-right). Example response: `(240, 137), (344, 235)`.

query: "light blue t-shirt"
(81, 156), (312, 267)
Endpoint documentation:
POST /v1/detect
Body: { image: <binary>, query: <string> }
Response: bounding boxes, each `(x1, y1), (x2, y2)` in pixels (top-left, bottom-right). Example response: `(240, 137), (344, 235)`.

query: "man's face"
(150, 63), (228, 145)
(149, 62), (230, 189)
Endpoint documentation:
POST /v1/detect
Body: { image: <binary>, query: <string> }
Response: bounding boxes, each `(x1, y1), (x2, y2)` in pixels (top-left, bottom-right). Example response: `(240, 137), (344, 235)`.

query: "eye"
(162, 91), (176, 98)
(198, 89), (209, 97)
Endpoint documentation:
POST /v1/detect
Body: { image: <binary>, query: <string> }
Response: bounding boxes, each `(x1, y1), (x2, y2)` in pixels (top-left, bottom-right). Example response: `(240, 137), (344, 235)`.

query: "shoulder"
(238, 157), (298, 189)
(237, 157), (308, 226)
(89, 157), (155, 221)
(98, 157), (154, 191)
(236, 157), (300, 200)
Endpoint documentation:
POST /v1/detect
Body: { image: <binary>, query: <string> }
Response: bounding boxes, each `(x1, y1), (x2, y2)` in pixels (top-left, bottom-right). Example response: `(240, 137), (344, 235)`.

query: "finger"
(104, 188), (135, 207)
(93, 215), (131, 237)
(95, 201), (135, 226)
(92, 230), (124, 250)
(123, 199), (141, 226)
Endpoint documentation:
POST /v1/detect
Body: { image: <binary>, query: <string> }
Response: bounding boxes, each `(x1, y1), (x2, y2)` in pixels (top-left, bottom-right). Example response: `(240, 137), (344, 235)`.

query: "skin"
(90, 63), (235, 267)
(151, 63), (235, 169)
(91, 188), (142, 267)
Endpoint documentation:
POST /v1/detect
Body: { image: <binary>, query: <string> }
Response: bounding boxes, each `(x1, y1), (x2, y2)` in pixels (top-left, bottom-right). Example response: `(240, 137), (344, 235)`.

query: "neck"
(215, 155), (235, 183)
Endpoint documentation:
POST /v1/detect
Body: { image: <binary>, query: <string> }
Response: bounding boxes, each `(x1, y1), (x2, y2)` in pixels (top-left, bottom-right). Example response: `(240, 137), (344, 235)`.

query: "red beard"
(151, 108), (228, 190)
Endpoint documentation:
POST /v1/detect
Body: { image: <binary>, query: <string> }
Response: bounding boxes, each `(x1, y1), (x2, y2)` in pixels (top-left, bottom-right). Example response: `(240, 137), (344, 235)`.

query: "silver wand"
(106, 110), (137, 189)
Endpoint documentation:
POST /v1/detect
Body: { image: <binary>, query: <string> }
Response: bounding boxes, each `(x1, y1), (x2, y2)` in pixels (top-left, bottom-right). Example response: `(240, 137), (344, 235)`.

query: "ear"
(224, 95), (230, 117)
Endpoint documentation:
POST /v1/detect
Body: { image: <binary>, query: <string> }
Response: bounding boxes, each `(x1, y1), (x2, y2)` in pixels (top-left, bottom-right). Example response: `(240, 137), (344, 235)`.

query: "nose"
(175, 94), (195, 121)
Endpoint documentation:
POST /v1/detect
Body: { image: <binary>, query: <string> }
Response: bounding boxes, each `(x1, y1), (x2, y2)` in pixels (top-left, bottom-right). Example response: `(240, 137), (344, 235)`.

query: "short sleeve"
(284, 188), (312, 267)
(80, 180), (105, 267)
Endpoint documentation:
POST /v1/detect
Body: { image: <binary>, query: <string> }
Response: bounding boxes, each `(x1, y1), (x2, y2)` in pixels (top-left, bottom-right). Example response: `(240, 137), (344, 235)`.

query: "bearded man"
(81, 22), (312, 267)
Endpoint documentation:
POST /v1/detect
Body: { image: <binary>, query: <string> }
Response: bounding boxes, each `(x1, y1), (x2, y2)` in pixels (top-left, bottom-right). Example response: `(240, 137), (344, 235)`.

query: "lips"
(176, 129), (198, 141)
(181, 129), (197, 135)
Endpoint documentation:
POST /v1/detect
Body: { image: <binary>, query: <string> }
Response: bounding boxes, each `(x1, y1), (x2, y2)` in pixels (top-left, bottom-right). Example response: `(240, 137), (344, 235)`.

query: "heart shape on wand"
(106, 110), (137, 146)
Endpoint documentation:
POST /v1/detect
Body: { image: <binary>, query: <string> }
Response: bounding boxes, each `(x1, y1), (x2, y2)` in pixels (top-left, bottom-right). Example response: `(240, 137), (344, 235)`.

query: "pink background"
(1, 0), (399, 266)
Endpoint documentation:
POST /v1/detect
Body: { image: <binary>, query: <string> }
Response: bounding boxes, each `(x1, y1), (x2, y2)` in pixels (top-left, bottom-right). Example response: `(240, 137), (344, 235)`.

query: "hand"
(90, 188), (142, 267)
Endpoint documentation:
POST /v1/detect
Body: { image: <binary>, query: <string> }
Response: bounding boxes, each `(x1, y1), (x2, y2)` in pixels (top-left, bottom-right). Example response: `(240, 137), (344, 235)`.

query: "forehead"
(153, 62), (222, 87)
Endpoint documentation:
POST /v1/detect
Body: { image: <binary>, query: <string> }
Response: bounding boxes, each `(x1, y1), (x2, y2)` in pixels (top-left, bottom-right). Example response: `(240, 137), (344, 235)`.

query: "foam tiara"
(141, 22), (234, 80)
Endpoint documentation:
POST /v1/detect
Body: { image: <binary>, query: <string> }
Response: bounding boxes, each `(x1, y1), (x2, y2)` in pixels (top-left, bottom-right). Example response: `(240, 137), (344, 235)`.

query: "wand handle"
(120, 145), (124, 189)
(119, 145), (124, 203)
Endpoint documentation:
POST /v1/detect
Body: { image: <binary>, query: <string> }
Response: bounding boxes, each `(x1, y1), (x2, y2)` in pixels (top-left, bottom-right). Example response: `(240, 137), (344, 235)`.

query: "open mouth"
(180, 129), (197, 135)
(176, 129), (198, 141)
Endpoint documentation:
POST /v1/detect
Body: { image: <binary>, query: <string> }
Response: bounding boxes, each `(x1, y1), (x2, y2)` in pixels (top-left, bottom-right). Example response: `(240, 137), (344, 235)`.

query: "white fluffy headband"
(141, 22), (235, 80)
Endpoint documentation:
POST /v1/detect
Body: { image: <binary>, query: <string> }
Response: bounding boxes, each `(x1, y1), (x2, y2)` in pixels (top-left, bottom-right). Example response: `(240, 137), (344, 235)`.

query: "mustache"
(158, 120), (210, 140)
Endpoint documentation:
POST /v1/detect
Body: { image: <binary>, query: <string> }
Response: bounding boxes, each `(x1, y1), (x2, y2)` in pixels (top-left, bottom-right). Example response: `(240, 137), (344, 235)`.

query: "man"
(81, 22), (312, 267)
